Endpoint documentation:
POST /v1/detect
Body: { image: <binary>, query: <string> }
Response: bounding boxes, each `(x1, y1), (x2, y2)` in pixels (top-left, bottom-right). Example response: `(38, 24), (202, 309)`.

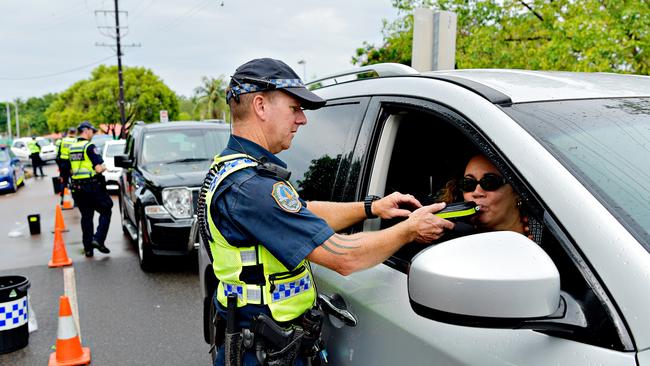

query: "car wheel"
(9, 173), (17, 193)
(137, 217), (155, 271)
(204, 292), (218, 363)
(120, 198), (130, 237)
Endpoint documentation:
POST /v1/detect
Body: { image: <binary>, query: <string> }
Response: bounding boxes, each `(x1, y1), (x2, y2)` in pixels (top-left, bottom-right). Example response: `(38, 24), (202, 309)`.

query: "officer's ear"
(251, 93), (268, 120)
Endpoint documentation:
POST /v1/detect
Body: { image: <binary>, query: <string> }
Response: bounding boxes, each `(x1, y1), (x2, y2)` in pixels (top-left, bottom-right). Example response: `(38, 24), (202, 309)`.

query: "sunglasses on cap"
(459, 173), (507, 192)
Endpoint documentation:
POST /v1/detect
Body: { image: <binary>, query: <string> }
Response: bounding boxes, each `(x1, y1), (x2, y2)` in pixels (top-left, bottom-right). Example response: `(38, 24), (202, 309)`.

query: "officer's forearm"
(307, 222), (415, 276)
(306, 201), (365, 231)
(95, 164), (106, 174)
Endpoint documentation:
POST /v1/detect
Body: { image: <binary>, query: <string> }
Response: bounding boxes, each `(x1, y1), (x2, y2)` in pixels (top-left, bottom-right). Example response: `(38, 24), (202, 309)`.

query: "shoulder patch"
(271, 182), (302, 213)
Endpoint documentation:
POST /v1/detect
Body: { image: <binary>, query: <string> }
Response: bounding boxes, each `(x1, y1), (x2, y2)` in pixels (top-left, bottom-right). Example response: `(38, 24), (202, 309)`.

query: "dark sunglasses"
(459, 173), (507, 192)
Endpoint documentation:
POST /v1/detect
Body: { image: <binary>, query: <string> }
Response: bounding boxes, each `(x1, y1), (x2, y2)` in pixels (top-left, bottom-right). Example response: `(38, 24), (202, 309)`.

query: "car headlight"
(0, 167), (9, 175)
(162, 188), (193, 218)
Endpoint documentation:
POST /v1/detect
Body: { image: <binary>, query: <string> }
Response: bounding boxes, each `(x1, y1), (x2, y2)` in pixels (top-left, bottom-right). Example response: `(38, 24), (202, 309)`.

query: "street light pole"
(297, 60), (306, 81)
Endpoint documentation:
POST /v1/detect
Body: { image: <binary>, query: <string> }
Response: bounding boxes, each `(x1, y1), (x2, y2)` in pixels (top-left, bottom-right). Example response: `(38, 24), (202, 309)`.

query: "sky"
(0, 0), (398, 101)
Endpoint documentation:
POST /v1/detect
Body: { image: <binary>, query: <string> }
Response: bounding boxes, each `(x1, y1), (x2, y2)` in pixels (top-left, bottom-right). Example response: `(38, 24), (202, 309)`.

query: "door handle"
(318, 293), (358, 327)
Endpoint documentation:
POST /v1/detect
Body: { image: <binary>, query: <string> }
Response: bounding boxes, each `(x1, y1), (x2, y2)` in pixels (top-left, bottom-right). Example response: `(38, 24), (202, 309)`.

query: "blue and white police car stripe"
(271, 273), (311, 302)
(0, 297), (28, 331)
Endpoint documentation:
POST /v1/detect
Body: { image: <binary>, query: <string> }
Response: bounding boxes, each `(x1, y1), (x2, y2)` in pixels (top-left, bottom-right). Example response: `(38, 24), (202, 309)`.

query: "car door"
(122, 131), (139, 224)
(311, 95), (638, 365)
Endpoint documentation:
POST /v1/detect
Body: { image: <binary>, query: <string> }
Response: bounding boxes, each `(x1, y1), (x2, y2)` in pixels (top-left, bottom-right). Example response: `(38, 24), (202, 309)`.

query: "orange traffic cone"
(52, 204), (69, 233)
(49, 296), (91, 366)
(48, 230), (73, 268)
(62, 188), (74, 210)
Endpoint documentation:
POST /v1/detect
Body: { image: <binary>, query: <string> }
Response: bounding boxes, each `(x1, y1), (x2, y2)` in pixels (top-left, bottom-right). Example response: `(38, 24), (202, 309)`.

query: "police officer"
(69, 121), (112, 257)
(201, 58), (454, 366)
(56, 127), (77, 204)
(28, 136), (45, 177)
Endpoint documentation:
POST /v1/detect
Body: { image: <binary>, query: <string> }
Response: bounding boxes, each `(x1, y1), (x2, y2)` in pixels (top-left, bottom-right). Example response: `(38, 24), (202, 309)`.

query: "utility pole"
(297, 60), (307, 80)
(14, 101), (19, 138)
(95, 0), (140, 139)
(5, 103), (11, 141)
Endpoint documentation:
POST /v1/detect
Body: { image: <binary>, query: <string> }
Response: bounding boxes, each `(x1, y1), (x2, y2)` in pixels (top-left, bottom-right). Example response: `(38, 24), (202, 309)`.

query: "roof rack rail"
(306, 63), (418, 88)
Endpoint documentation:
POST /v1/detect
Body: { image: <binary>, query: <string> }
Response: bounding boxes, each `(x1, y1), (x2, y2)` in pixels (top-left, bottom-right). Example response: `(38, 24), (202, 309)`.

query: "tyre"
(137, 217), (155, 271)
(8, 174), (17, 193)
(120, 197), (130, 237)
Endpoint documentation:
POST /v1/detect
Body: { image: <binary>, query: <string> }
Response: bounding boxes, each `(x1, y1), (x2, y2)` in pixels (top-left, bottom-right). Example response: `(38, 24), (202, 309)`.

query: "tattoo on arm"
(321, 234), (360, 255)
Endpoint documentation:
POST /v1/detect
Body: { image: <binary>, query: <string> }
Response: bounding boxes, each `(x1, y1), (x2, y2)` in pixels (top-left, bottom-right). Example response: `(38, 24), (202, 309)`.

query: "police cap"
(77, 120), (97, 133)
(226, 58), (326, 110)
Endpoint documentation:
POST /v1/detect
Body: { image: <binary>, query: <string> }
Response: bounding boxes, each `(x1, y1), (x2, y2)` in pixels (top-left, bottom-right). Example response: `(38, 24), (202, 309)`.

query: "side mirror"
(114, 154), (132, 169)
(408, 231), (562, 329)
(11, 157), (20, 165)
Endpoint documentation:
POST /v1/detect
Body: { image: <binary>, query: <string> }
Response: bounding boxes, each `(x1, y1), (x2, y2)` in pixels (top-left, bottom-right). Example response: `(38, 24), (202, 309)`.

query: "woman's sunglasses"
(459, 173), (507, 192)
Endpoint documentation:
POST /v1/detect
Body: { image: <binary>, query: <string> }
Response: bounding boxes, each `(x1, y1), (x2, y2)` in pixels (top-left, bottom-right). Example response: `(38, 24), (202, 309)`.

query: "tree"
(19, 94), (58, 136)
(354, 0), (650, 75)
(193, 76), (229, 121)
(45, 65), (179, 133)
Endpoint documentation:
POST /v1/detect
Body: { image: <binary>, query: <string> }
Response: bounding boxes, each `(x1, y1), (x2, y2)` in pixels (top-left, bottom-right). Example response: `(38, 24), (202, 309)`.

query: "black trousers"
(30, 153), (44, 176)
(72, 184), (113, 251)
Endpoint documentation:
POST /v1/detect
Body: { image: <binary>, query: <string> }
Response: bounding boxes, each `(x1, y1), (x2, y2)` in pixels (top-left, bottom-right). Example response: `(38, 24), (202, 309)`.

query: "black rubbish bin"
(0, 276), (30, 354)
(27, 214), (40, 235)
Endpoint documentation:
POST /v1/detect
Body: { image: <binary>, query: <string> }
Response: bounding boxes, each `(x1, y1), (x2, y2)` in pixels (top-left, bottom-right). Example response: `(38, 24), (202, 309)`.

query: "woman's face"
(462, 155), (520, 231)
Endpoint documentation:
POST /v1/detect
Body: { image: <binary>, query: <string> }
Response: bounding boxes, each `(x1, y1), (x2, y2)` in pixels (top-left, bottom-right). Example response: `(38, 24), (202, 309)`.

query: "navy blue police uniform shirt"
(77, 137), (104, 168)
(210, 135), (334, 324)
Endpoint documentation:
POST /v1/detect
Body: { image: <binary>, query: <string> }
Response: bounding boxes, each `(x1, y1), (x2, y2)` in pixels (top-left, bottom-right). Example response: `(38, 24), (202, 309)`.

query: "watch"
(364, 195), (381, 219)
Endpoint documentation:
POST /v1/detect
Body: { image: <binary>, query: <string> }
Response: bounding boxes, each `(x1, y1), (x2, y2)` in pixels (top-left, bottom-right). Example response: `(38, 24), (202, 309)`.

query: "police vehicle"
(0, 145), (26, 193)
(115, 121), (229, 271)
(198, 64), (650, 365)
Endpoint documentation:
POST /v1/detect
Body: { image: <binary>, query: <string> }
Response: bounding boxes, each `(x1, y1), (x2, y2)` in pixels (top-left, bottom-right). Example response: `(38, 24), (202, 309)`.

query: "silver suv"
(199, 64), (650, 365)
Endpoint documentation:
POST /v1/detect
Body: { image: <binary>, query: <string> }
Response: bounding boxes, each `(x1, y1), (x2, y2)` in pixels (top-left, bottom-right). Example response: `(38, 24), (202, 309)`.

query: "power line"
(0, 55), (115, 80)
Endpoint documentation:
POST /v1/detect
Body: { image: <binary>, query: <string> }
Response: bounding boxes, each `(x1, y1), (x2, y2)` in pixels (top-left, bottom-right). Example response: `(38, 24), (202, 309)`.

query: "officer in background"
(69, 121), (111, 257)
(28, 136), (45, 177)
(56, 127), (77, 204)
(201, 58), (454, 366)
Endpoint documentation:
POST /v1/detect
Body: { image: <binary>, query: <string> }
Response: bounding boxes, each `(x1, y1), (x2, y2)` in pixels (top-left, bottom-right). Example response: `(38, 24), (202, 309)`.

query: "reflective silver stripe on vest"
(271, 272), (311, 303)
(240, 249), (257, 265)
(223, 283), (262, 303)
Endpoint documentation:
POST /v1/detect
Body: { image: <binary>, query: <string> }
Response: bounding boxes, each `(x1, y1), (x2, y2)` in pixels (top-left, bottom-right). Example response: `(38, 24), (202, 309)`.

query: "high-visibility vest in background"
(58, 137), (78, 160)
(204, 153), (316, 323)
(69, 140), (96, 180)
(28, 140), (40, 154)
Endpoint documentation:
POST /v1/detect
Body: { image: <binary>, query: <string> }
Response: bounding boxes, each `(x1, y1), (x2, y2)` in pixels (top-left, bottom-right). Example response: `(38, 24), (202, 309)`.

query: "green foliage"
(19, 94), (58, 135)
(193, 76), (229, 121)
(354, 0), (650, 75)
(45, 65), (179, 132)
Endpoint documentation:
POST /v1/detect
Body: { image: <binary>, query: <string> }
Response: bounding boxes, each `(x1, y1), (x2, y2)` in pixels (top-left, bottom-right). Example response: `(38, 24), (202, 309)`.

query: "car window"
(37, 138), (51, 147)
(364, 98), (626, 350)
(15, 142), (25, 148)
(0, 149), (10, 162)
(278, 101), (366, 201)
(140, 128), (228, 166)
(104, 143), (126, 157)
(504, 98), (650, 250)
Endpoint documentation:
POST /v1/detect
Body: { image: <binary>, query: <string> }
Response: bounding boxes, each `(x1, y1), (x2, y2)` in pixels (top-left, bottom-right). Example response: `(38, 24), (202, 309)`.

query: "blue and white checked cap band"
(226, 78), (304, 103)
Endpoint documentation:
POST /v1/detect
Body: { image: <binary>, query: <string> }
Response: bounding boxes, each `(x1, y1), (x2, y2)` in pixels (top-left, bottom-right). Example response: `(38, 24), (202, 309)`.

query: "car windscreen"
(504, 97), (650, 250)
(0, 149), (9, 162)
(140, 128), (229, 167)
(104, 143), (125, 157)
(37, 139), (51, 147)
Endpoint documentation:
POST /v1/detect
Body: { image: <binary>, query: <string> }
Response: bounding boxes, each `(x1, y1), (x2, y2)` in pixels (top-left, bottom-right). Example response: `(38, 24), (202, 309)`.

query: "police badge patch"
(271, 182), (301, 213)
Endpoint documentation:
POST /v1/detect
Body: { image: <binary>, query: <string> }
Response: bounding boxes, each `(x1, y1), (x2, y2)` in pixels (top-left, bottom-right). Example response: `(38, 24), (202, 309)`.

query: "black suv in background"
(115, 121), (229, 270)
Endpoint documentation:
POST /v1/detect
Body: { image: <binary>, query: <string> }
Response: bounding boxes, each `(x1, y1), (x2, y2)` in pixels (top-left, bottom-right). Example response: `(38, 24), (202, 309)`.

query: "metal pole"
(114, 0), (127, 138)
(15, 101), (19, 138)
(6, 103), (12, 140)
(297, 60), (306, 80)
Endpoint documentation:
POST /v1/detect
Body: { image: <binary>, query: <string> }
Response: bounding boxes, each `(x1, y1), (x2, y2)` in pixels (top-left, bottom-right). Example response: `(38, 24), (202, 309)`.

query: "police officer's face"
(462, 155), (520, 231)
(264, 91), (306, 153)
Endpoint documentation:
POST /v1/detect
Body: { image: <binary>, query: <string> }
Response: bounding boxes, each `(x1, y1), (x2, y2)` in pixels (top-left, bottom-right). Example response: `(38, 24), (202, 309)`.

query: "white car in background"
(102, 139), (126, 192)
(10, 137), (57, 164)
